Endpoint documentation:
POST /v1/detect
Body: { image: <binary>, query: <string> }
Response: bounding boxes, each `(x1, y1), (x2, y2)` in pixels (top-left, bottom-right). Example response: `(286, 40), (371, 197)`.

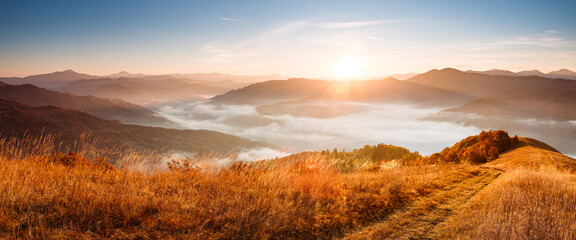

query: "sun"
(329, 58), (365, 80)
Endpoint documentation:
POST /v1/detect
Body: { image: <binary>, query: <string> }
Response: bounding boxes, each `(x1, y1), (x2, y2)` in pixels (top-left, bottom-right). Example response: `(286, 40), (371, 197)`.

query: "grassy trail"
(340, 168), (502, 240)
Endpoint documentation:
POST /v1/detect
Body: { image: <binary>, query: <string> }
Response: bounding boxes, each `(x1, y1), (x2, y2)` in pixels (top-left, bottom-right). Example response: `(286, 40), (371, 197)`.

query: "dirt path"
(340, 168), (501, 240)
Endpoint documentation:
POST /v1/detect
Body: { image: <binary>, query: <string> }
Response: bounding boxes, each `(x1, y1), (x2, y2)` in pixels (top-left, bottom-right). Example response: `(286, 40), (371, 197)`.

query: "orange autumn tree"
(425, 130), (519, 164)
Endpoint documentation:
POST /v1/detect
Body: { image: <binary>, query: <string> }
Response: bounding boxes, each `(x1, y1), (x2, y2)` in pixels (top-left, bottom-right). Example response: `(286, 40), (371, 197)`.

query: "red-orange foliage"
(424, 130), (519, 164)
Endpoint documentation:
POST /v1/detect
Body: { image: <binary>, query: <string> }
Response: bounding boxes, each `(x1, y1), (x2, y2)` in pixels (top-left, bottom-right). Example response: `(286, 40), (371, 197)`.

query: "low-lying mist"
(156, 101), (483, 159)
(424, 112), (576, 156)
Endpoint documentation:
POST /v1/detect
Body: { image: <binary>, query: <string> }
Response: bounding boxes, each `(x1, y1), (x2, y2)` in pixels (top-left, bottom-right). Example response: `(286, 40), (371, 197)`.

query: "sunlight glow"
(329, 58), (365, 80)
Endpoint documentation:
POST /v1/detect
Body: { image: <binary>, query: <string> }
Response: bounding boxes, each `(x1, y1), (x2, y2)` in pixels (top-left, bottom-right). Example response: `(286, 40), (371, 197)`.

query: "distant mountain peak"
(550, 69), (576, 75)
(106, 71), (148, 79)
(518, 69), (544, 75)
(423, 68), (463, 75)
(62, 69), (77, 73)
(438, 68), (461, 72)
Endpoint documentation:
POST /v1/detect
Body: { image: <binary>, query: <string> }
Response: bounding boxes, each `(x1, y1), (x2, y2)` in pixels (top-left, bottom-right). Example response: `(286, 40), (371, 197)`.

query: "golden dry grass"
(436, 168), (576, 240)
(433, 139), (576, 240)
(0, 156), (482, 239)
(0, 135), (483, 239)
(484, 137), (576, 173)
(341, 168), (502, 240)
(1, 134), (575, 239)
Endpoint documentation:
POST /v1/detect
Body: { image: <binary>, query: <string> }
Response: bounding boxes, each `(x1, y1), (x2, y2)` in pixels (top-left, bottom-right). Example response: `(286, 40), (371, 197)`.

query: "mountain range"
(209, 68), (576, 119)
(2, 67), (575, 157)
(406, 68), (576, 99)
(58, 77), (230, 106)
(466, 68), (576, 80)
(447, 87), (576, 121)
(0, 69), (99, 88)
(210, 77), (470, 107)
(0, 82), (171, 126)
(0, 70), (290, 105)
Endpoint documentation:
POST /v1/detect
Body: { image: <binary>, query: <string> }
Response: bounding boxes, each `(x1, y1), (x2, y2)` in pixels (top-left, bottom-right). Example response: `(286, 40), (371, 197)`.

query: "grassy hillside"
(434, 139), (576, 239)
(0, 100), (275, 162)
(0, 131), (574, 239)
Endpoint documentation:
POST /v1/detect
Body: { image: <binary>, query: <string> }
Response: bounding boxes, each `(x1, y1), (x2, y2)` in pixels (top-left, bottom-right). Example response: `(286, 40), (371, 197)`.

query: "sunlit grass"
(0, 134), (478, 239)
(437, 168), (576, 240)
(1, 132), (574, 239)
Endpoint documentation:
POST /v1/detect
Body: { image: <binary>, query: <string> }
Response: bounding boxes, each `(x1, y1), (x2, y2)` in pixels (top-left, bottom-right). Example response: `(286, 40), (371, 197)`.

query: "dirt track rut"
(340, 168), (501, 240)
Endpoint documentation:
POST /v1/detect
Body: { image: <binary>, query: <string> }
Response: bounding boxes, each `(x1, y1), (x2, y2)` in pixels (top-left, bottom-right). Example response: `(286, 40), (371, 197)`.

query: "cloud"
(313, 20), (406, 29)
(220, 17), (245, 22)
(465, 31), (576, 49)
(315, 40), (349, 46)
(496, 36), (576, 48)
(237, 148), (290, 162)
(156, 102), (482, 156)
(199, 21), (308, 61)
(366, 35), (385, 41)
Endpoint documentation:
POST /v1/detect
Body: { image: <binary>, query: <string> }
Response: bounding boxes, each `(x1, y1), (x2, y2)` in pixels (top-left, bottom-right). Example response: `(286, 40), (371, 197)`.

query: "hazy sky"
(1, 0), (575, 77)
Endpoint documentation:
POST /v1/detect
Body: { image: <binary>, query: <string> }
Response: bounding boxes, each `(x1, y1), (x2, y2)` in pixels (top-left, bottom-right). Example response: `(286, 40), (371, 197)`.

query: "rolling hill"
(210, 77), (470, 107)
(59, 77), (230, 105)
(0, 83), (172, 126)
(0, 99), (275, 156)
(407, 68), (576, 98)
(483, 137), (576, 172)
(446, 87), (576, 121)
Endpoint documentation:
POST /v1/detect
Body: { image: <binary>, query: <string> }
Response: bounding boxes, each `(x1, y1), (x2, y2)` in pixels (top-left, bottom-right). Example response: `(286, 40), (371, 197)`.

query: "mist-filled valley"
(2, 67), (576, 160)
(151, 68), (576, 159)
(157, 101), (480, 157)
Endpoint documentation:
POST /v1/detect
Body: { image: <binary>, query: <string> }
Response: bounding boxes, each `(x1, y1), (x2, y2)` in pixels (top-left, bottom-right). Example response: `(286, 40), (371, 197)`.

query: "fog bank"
(157, 102), (482, 156)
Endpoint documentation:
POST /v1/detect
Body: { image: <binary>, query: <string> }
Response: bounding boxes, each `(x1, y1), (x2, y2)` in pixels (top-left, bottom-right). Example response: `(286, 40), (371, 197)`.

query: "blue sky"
(1, 0), (575, 77)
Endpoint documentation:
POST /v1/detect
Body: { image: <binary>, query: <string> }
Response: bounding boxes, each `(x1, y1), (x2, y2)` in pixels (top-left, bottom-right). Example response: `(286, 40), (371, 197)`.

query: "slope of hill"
(0, 69), (99, 88)
(446, 87), (576, 121)
(432, 138), (576, 239)
(407, 68), (576, 98)
(59, 77), (230, 105)
(0, 83), (172, 126)
(0, 100), (275, 156)
(483, 137), (576, 172)
(210, 77), (470, 107)
(210, 78), (328, 105)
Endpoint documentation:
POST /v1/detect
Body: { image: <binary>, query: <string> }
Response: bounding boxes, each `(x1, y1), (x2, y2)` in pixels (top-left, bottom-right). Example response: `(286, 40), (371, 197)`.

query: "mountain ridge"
(466, 68), (576, 80)
(406, 68), (576, 98)
(0, 82), (172, 127)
